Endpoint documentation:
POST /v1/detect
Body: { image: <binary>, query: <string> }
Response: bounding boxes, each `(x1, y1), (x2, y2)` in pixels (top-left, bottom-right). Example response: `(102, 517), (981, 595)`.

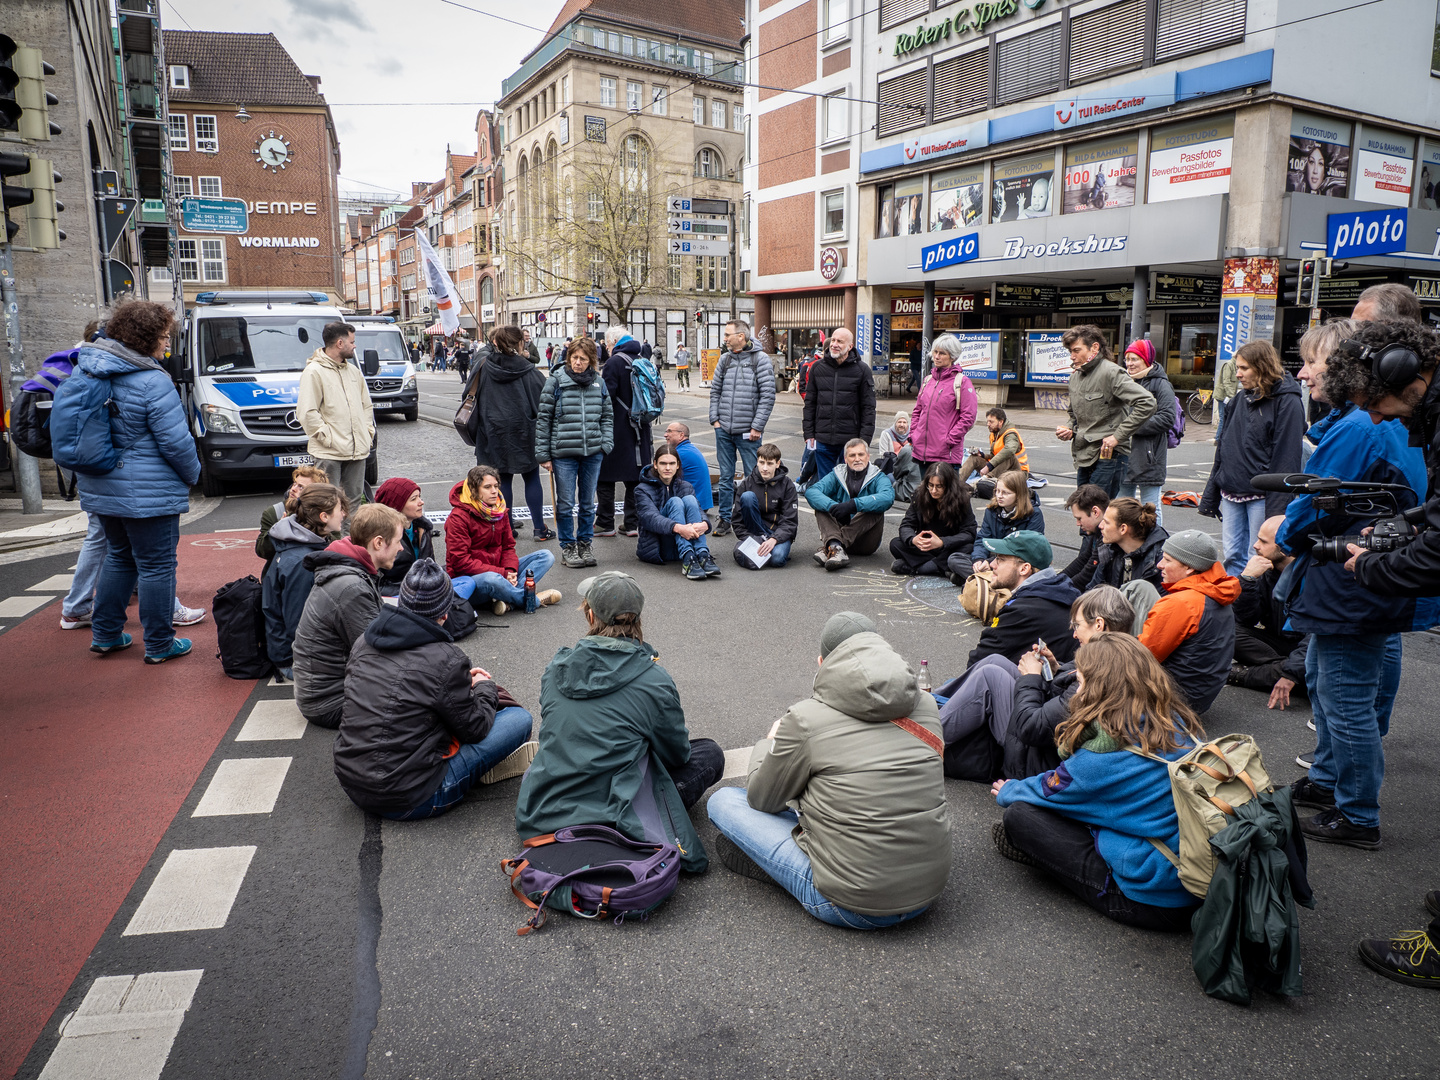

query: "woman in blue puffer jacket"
(68, 300), (201, 663)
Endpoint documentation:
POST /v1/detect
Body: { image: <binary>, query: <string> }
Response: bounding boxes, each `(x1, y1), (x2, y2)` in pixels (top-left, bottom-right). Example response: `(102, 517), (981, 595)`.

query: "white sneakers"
(173, 603), (207, 627)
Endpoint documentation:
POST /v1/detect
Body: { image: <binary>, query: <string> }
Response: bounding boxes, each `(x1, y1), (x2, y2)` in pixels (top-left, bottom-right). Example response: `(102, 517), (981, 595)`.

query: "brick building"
(163, 31), (342, 302)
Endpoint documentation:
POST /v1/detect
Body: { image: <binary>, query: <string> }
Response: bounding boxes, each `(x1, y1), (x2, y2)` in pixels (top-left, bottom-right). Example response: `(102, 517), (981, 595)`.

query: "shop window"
(1155, 0), (1246, 62)
(932, 45), (989, 122)
(1166, 318), (1219, 389)
(879, 0), (929, 31)
(876, 67), (927, 139)
(994, 22), (1063, 107)
(876, 177), (924, 238)
(1069, 0), (1147, 84)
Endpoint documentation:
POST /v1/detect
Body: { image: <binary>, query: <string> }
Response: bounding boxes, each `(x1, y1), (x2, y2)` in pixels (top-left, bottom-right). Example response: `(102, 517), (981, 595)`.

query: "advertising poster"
(991, 153), (1055, 223)
(700, 348), (721, 383)
(1420, 145), (1440, 209)
(1025, 331), (1071, 386)
(1148, 116), (1234, 202)
(1219, 257), (1279, 365)
(881, 178), (924, 237)
(953, 331), (1000, 380)
(930, 165), (984, 231)
(1353, 128), (1415, 207)
(1063, 137), (1137, 214)
(1287, 111), (1351, 197)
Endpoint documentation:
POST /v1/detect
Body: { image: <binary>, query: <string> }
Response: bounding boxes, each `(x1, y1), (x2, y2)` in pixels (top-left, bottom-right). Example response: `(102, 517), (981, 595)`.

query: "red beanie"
(1124, 339), (1157, 367)
(374, 476), (420, 512)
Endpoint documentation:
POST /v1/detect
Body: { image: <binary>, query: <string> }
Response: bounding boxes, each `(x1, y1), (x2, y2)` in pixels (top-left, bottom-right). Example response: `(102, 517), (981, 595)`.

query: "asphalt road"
(6, 380), (1440, 1079)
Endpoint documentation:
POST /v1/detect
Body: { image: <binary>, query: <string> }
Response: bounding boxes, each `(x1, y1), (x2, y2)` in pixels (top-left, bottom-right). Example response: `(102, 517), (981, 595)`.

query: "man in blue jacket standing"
(805, 439), (895, 570)
(710, 320), (775, 537)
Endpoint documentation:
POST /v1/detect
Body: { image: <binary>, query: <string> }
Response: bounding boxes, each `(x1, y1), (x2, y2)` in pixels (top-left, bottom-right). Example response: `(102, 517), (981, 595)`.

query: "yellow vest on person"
(991, 425), (1028, 472)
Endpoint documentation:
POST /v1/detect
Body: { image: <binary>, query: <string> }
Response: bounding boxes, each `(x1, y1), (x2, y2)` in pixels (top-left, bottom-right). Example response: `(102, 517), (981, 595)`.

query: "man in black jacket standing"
(804, 328), (877, 480)
(967, 532), (1079, 669)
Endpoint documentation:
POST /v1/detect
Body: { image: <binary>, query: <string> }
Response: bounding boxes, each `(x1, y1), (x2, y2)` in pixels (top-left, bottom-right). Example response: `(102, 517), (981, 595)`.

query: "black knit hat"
(399, 558), (453, 621)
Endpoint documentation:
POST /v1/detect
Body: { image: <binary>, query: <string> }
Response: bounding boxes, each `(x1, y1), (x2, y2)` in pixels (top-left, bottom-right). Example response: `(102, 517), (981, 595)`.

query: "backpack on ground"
(1125, 734), (1272, 899)
(49, 367), (123, 476)
(213, 575), (273, 679)
(500, 825), (681, 935)
(626, 354), (666, 426)
(1167, 394), (1187, 449)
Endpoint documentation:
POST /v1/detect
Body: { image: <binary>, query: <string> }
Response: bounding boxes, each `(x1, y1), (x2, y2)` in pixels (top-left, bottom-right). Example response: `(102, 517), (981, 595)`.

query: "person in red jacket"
(445, 465), (560, 616)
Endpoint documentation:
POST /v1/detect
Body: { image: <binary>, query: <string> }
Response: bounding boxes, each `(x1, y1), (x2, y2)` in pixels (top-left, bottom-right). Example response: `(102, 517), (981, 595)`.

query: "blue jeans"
(63, 512), (107, 619)
(813, 441), (846, 480)
(707, 787), (929, 929)
(385, 706), (534, 820)
(1075, 455), (1129, 498)
(453, 549), (555, 606)
(736, 490), (791, 568)
(551, 453), (602, 544)
(714, 428), (760, 521)
(1219, 496), (1266, 577)
(1126, 484), (1164, 528)
(1306, 633), (1402, 828)
(91, 513), (180, 655)
(661, 495), (711, 562)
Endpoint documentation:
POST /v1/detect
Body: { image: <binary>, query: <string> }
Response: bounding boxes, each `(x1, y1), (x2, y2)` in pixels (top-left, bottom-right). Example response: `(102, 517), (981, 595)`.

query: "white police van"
(174, 290), (414, 496)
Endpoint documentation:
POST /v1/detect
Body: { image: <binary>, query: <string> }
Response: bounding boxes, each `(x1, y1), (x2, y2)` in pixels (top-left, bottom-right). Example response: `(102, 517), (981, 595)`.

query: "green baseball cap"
(983, 530), (1053, 569)
(578, 571), (645, 624)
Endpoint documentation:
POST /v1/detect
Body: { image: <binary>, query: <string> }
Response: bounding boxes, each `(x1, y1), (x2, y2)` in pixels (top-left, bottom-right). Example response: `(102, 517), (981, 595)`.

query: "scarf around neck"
(566, 365), (597, 388)
(462, 485), (508, 524)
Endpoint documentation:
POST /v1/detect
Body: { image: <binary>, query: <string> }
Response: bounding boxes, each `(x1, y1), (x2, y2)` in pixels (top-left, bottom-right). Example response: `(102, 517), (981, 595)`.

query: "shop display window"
(1166, 318), (1218, 390)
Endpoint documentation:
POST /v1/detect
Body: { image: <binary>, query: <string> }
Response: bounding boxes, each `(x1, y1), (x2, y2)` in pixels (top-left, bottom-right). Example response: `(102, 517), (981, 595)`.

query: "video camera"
(1250, 473), (1427, 565)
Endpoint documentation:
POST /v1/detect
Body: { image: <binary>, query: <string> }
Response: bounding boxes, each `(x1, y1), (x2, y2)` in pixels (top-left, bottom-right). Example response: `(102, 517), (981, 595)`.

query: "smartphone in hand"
(1036, 639), (1053, 681)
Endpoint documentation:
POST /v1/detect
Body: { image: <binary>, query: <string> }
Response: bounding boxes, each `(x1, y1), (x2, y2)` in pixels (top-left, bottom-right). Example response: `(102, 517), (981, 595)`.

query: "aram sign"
(894, 0), (1047, 58)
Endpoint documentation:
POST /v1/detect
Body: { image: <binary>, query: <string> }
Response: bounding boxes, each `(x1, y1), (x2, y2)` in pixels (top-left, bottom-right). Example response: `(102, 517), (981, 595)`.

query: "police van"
(174, 290), (413, 496)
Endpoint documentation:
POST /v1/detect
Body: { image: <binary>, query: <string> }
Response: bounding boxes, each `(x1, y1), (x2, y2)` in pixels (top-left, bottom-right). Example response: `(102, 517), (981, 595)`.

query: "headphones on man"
(1339, 340), (1424, 392)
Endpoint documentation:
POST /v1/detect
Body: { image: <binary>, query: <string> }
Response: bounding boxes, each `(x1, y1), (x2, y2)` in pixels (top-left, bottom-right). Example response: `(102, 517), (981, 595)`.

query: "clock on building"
(254, 130), (294, 171)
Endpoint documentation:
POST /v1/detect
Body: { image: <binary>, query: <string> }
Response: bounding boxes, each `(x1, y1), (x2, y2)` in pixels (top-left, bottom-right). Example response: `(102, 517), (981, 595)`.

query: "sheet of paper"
(737, 535), (770, 567)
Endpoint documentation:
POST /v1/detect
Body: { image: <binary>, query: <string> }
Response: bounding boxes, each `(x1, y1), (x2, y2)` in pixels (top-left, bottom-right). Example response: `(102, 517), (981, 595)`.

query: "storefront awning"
(771, 293), (845, 330)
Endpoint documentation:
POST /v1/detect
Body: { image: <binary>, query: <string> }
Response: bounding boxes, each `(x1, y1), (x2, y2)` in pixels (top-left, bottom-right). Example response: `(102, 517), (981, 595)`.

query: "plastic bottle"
(917, 659), (931, 694)
(523, 569), (538, 613)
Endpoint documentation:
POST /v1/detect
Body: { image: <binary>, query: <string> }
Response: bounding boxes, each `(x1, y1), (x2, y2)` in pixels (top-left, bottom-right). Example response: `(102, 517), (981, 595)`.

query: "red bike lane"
(0, 532), (261, 1078)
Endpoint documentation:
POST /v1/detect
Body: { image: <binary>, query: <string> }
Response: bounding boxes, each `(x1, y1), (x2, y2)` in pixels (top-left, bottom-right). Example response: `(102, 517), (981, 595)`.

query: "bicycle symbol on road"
(190, 537), (253, 550)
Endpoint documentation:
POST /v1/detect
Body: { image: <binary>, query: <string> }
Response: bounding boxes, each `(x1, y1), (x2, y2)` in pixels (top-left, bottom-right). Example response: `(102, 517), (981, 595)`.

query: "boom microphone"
(1249, 472), (1326, 493)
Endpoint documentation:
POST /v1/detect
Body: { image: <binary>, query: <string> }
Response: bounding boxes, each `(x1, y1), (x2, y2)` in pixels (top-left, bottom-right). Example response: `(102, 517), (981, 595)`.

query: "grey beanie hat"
(399, 558), (454, 620)
(820, 611), (876, 659)
(1162, 529), (1221, 572)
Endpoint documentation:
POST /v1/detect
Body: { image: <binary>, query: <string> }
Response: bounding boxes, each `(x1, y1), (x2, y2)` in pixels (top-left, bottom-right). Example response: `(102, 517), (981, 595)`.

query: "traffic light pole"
(2, 241), (42, 512)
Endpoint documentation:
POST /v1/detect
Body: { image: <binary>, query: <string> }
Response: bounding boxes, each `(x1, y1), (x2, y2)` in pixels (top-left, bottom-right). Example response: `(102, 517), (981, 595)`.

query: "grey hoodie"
(746, 631), (952, 915)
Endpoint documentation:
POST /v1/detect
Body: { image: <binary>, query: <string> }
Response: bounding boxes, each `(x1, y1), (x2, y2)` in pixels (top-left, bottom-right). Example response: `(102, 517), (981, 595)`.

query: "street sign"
(105, 258), (134, 296)
(583, 294), (601, 304)
(668, 237), (728, 257)
(668, 217), (728, 236)
(180, 196), (249, 234)
(666, 197), (691, 213)
(667, 196), (730, 215)
(1327, 207), (1406, 259)
(97, 198), (136, 252)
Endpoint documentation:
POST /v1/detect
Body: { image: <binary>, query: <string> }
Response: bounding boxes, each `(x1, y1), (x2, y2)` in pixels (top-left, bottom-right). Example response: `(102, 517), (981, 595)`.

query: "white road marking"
(0, 595), (53, 617)
(123, 847), (256, 935)
(27, 574), (75, 591)
(192, 758), (293, 817)
(235, 699), (307, 741)
(214, 526), (261, 533)
(39, 969), (204, 1080)
(722, 747), (750, 780)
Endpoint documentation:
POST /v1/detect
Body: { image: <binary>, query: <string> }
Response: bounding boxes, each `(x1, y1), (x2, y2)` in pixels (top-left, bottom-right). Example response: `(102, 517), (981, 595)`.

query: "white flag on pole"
(417, 233), (462, 335)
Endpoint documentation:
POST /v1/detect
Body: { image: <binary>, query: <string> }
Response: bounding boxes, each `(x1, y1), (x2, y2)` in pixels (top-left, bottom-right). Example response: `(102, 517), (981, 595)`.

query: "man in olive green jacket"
(1055, 324), (1156, 498)
(707, 612), (952, 927)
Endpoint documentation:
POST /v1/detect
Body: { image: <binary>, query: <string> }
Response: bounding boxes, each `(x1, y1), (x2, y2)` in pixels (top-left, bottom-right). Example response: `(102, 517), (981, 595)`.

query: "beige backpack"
(960, 567), (1010, 624)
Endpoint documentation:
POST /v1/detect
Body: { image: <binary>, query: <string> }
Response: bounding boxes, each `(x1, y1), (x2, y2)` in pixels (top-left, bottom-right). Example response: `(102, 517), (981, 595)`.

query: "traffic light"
(13, 45), (58, 140)
(26, 158), (63, 248)
(694, 309), (703, 324)
(0, 151), (34, 243)
(0, 35), (21, 131)
(586, 311), (594, 326)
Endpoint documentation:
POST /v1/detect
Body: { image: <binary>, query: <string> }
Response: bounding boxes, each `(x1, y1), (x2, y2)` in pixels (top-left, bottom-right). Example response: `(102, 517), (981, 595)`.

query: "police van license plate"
(274, 454), (315, 467)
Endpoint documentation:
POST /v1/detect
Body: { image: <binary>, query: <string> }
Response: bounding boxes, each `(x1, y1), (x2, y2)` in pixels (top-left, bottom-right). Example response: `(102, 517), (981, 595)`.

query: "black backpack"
(12, 353), (76, 459)
(213, 575), (273, 679)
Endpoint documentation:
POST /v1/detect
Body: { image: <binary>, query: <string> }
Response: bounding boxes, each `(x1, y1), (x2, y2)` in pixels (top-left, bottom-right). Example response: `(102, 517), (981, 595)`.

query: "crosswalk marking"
(722, 747), (750, 780)
(38, 970), (204, 1080)
(235, 699), (307, 741)
(122, 847), (256, 936)
(192, 758), (293, 817)
(0, 594), (52, 618)
(26, 574), (75, 591)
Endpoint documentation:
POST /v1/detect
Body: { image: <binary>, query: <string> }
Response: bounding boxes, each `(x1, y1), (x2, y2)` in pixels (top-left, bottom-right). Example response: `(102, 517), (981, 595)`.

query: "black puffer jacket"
(803, 350), (877, 445)
(1200, 375), (1305, 517)
(473, 347), (545, 473)
(1063, 529), (1103, 587)
(896, 494), (977, 560)
(293, 544), (381, 726)
(333, 604), (500, 814)
(1085, 524), (1169, 593)
(1002, 668), (1076, 780)
(1125, 368), (1178, 486)
(731, 463), (800, 545)
(967, 568), (1080, 668)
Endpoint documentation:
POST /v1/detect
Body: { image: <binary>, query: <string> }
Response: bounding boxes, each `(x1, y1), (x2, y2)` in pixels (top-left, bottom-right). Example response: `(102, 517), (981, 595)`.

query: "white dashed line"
(234, 699), (307, 742)
(27, 574), (75, 591)
(123, 847), (256, 936)
(39, 970), (204, 1080)
(192, 758), (293, 817)
(0, 595), (53, 618)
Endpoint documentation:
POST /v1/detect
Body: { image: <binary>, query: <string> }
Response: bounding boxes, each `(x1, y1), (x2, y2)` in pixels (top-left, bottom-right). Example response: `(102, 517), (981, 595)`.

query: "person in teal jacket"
(514, 571), (723, 872)
(992, 633), (1203, 931)
(804, 439), (895, 570)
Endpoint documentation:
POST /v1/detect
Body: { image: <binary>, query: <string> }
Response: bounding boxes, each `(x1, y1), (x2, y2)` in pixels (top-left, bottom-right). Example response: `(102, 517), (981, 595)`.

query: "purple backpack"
(501, 825), (681, 935)
(1167, 394), (1187, 449)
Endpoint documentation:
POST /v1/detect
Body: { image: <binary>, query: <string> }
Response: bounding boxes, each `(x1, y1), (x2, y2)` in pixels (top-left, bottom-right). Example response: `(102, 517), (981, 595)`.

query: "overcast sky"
(164, 0), (568, 200)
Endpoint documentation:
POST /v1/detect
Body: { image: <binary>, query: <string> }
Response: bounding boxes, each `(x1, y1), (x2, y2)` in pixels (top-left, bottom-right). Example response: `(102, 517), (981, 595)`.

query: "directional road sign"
(668, 237), (728, 257)
(668, 217), (729, 236)
(667, 197), (691, 213)
(583, 294), (601, 304)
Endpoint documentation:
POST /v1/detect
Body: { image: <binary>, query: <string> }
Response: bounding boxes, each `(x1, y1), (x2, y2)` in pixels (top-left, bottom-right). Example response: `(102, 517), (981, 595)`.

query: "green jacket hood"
(812, 631), (919, 723)
(548, 636), (660, 699)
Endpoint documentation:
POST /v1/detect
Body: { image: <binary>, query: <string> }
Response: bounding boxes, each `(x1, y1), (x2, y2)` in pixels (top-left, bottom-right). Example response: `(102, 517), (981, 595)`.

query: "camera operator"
(1321, 313), (1440, 990)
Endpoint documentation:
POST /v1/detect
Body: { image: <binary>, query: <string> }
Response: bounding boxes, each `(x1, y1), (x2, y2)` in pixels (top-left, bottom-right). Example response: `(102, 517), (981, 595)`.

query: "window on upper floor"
(712, 99), (726, 129)
(171, 175), (192, 197)
(702, 52), (714, 75)
(823, 190), (846, 238)
(169, 65), (189, 89)
(200, 239), (226, 283)
(561, 75), (571, 104)
(823, 92), (848, 144)
(876, 67), (926, 139)
(651, 85), (667, 116)
(197, 176), (221, 198)
(994, 21), (1064, 107)
(733, 103), (743, 132)
(879, 0), (928, 32)
(694, 96), (705, 125)
(824, 0), (850, 44)
(600, 77), (616, 108)
(177, 240), (199, 281)
(1069, 0), (1147, 84)
(933, 44), (989, 122)
(695, 148), (722, 179)
(627, 80), (643, 111)
(193, 114), (218, 153)
(168, 114), (188, 151)
(1155, 0), (1247, 62)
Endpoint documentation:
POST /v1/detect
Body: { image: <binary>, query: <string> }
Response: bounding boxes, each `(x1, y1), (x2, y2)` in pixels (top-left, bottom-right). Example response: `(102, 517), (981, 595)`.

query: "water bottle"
(523, 569), (538, 613)
(917, 659), (931, 694)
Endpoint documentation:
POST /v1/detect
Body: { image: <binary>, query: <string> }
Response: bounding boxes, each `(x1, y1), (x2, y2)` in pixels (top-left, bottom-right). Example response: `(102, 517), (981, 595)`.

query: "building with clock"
(162, 30), (343, 303)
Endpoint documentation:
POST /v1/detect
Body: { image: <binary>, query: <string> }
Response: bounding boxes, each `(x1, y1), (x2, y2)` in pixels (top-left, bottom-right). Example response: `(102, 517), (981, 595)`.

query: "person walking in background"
(1120, 340), (1177, 524)
(297, 321), (374, 510)
(709, 319), (776, 538)
(454, 340), (471, 384)
(535, 337), (613, 570)
(595, 325), (654, 538)
(1200, 340), (1304, 576)
(472, 325), (553, 541)
(674, 344), (691, 389)
(1054, 325), (1156, 498)
(907, 340), (922, 394)
(908, 334), (977, 472)
(803, 328), (877, 479)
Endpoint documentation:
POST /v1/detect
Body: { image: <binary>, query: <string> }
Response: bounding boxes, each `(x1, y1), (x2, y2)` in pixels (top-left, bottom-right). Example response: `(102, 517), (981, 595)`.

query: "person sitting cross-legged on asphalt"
(372, 476), (437, 596)
(256, 463), (330, 571)
(333, 559), (537, 820)
(264, 483), (349, 681)
(805, 438), (895, 570)
(515, 572), (724, 873)
(635, 444), (721, 580)
(965, 531), (1079, 669)
(663, 421), (715, 517)
(888, 462), (976, 578)
(709, 318), (776, 538)
(991, 633), (1204, 932)
(1083, 496), (1168, 595)
(964, 471), (1045, 585)
(731, 442), (799, 570)
(445, 465), (560, 616)
(1226, 514), (1309, 709)
(707, 612), (952, 928)
(1060, 484), (1109, 588)
(293, 503), (406, 730)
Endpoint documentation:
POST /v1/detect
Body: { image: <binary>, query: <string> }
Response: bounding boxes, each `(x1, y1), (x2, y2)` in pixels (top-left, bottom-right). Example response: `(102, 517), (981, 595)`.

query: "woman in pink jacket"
(908, 334), (978, 468)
